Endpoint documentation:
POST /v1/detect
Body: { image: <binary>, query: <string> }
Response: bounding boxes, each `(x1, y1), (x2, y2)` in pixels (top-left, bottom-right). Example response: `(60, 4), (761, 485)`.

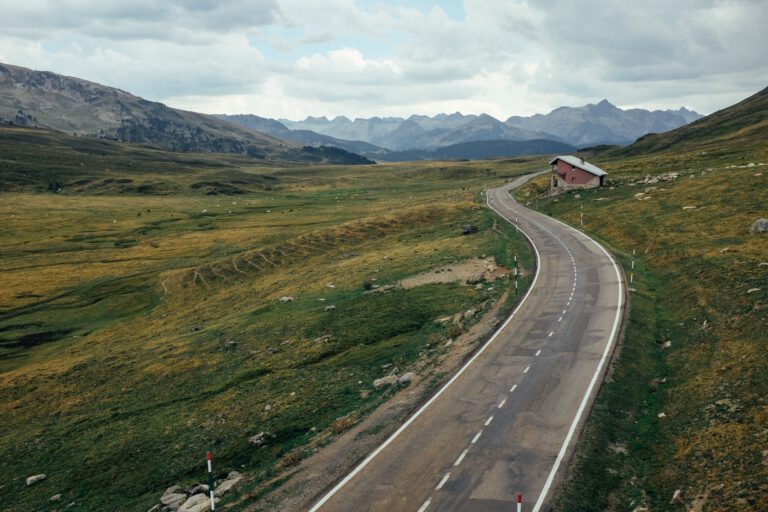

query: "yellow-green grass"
(518, 142), (768, 510)
(1, 130), (541, 510)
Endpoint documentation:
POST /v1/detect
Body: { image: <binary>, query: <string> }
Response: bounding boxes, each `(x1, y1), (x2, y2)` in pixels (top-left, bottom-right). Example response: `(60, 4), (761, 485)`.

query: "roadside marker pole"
(630, 249), (636, 285)
(517, 493), (523, 512)
(207, 451), (215, 510)
(514, 255), (519, 295)
(580, 205), (583, 228)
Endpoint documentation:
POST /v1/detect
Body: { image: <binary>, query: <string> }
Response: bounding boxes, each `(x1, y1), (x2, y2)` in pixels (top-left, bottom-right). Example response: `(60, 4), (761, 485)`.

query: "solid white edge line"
(531, 218), (624, 512)
(308, 180), (543, 512)
(436, 472), (451, 490)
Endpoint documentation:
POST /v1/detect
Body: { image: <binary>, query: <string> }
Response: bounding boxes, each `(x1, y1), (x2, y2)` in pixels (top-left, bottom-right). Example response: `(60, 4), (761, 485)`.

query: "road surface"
(309, 174), (625, 512)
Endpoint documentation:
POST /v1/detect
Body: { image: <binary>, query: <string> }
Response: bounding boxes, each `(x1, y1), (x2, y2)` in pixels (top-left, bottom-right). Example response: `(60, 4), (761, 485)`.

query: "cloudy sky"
(2, 0), (767, 120)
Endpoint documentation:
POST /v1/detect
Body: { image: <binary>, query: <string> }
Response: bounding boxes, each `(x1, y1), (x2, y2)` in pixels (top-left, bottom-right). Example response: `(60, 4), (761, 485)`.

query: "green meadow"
(0, 126), (537, 510)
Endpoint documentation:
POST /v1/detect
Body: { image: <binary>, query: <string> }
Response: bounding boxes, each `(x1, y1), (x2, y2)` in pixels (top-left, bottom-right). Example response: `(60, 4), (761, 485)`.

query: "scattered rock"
(313, 334), (332, 343)
(657, 412), (666, 418)
(49, 494), (62, 502)
(160, 486), (187, 508)
(214, 472), (243, 497)
(747, 288), (761, 294)
(749, 218), (768, 234)
(249, 432), (268, 447)
(267, 347), (279, 354)
(634, 192), (646, 199)
(264, 404), (271, 411)
(670, 489), (682, 503)
(463, 308), (477, 319)
(324, 305), (337, 312)
(719, 247), (732, 253)
(178, 493), (214, 512)
(373, 375), (399, 389)
(279, 296), (294, 303)
(435, 316), (452, 324)
(26, 474), (46, 486)
(147, 505), (161, 512)
(661, 340), (672, 349)
(759, 262), (768, 267)
(326, 283), (335, 288)
(682, 205), (697, 210)
(573, 194), (581, 199)
(188, 484), (209, 495)
(461, 225), (479, 235)
(398, 372), (416, 385)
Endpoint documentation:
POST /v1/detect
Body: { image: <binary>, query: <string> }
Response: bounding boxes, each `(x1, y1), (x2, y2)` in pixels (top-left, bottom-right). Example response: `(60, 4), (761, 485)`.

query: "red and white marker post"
(207, 451), (215, 510)
(517, 492), (523, 512)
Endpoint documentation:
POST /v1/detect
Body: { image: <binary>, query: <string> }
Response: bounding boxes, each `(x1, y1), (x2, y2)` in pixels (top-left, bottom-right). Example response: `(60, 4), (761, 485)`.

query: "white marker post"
(630, 249), (636, 285)
(517, 492), (523, 512)
(514, 255), (519, 296)
(207, 451), (215, 510)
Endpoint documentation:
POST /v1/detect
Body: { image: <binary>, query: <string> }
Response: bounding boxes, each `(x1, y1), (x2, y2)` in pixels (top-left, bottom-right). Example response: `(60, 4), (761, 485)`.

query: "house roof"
(549, 155), (607, 177)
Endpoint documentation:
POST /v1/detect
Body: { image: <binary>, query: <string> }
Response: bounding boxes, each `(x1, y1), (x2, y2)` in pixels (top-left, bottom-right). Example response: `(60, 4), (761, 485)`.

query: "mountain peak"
(594, 99), (617, 110)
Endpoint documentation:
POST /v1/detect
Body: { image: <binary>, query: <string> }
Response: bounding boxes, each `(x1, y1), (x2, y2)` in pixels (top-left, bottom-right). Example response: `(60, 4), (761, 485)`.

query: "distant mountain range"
(0, 63), (372, 164)
(219, 101), (702, 161)
(0, 62), (705, 164)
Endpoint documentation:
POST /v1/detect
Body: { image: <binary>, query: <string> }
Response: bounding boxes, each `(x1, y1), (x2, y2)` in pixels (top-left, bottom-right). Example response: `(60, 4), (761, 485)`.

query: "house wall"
(551, 159), (603, 190)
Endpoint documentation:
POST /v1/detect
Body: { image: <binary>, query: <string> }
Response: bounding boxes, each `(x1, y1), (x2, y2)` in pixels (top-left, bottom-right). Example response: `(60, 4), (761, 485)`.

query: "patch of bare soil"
(236, 290), (513, 512)
(400, 256), (510, 288)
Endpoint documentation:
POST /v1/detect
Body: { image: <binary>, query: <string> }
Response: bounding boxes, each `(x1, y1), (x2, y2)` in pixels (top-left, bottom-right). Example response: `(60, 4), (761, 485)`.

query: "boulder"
(214, 472), (243, 497)
(749, 218), (768, 234)
(373, 375), (399, 389)
(279, 296), (294, 303)
(398, 372), (416, 385)
(324, 305), (337, 312)
(187, 484), (209, 495)
(160, 487), (187, 508)
(26, 474), (46, 486)
(463, 308), (477, 319)
(249, 432), (267, 447)
(178, 494), (214, 512)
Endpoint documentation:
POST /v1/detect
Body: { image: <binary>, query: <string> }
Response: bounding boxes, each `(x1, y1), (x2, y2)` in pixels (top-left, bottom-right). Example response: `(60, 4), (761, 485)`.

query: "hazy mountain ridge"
(0, 63), (373, 164)
(279, 101), (701, 150)
(506, 99), (703, 146)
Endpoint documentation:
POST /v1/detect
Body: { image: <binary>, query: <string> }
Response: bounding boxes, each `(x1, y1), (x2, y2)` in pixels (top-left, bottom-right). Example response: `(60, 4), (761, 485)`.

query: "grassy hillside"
(0, 127), (540, 510)
(614, 86), (768, 155)
(515, 92), (768, 510)
(0, 63), (372, 164)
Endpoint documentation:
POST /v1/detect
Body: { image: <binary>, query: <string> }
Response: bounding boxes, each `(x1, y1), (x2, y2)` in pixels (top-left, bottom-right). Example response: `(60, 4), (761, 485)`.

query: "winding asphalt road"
(309, 173), (625, 512)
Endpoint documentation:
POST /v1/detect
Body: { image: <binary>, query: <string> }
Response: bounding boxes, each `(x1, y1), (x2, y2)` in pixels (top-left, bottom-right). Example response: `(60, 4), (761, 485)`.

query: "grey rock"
(249, 432), (267, 447)
(747, 288), (761, 294)
(398, 372), (416, 385)
(749, 218), (768, 234)
(313, 335), (332, 343)
(463, 308), (477, 319)
(187, 484), (209, 495)
(160, 490), (187, 508)
(49, 494), (62, 502)
(178, 494), (215, 512)
(214, 472), (244, 497)
(373, 375), (399, 389)
(147, 506), (161, 512)
(324, 305), (337, 312)
(279, 296), (294, 303)
(26, 474), (46, 486)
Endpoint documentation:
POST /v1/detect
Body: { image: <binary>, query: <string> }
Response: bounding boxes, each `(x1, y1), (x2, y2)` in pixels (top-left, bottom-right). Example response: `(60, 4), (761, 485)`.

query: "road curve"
(309, 174), (625, 512)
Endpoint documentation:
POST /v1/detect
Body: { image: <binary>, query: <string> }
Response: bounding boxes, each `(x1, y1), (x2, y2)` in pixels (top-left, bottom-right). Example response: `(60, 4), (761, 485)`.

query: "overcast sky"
(2, 0), (767, 120)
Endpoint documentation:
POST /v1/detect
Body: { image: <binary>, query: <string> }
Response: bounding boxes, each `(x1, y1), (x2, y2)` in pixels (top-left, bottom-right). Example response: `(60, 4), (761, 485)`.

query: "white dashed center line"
(471, 430), (483, 444)
(498, 398), (507, 409)
(510, 384), (518, 393)
(418, 498), (432, 512)
(454, 448), (469, 466)
(524, 366), (530, 374)
(535, 349), (542, 356)
(485, 415), (494, 426)
(436, 472), (451, 490)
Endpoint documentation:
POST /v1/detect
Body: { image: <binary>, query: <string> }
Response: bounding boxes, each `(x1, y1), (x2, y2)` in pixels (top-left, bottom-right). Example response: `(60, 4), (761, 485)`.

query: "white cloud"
(1, 0), (766, 119)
